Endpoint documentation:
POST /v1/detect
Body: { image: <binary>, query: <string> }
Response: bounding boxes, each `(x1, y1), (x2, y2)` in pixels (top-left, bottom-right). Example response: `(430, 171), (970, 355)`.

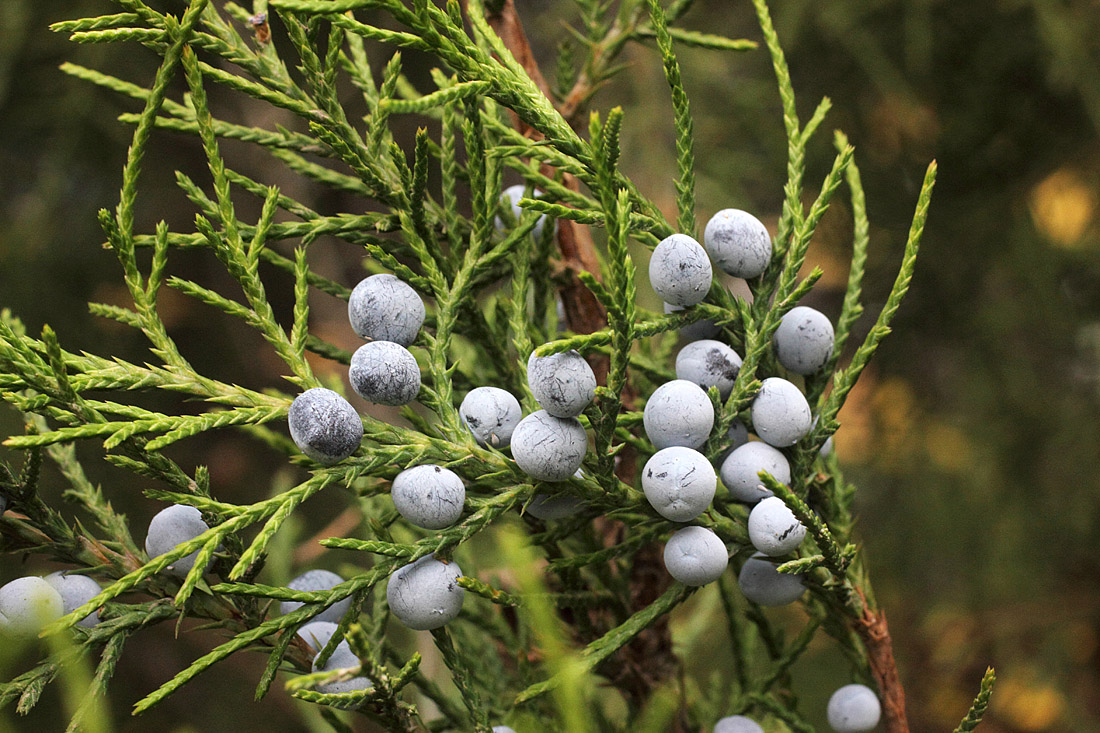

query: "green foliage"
(0, 0), (979, 731)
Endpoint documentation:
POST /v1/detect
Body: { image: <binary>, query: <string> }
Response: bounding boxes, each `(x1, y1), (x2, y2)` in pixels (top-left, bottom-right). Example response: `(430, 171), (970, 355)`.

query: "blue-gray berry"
(527, 349), (596, 418)
(348, 273), (425, 347)
(288, 388), (363, 465)
(642, 447), (717, 522)
(145, 504), (211, 577)
(748, 496), (806, 556)
(312, 639), (372, 695)
(510, 410), (587, 482)
(703, 209), (771, 279)
(649, 234), (713, 307)
(349, 341), (420, 406)
(665, 302), (720, 341)
(643, 379), (714, 450)
(675, 340), (742, 399)
(717, 419), (751, 466)
(773, 306), (835, 375)
(280, 569), (352, 624)
(720, 441), (790, 503)
(820, 435), (834, 457)
(714, 715), (765, 733)
(750, 377), (812, 447)
(392, 465), (465, 529)
(827, 684), (882, 733)
(497, 184), (552, 239)
(461, 387), (522, 448)
(44, 572), (101, 628)
(386, 555), (464, 631)
(492, 727), (517, 733)
(0, 577), (64, 639)
(737, 552), (805, 606)
(663, 526), (728, 586)
(297, 620), (339, 652)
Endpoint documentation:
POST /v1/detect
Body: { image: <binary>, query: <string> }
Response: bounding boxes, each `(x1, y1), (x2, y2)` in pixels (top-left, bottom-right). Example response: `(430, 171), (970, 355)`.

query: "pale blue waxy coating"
(145, 504), (211, 577)
(288, 388), (363, 465)
(720, 442), (791, 503)
(461, 387), (522, 448)
(827, 684), (882, 733)
(663, 526), (728, 586)
(665, 302), (720, 341)
(387, 555), (464, 631)
(510, 410), (587, 482)
(348, 273), (425, 347)
(297, 621), (339, 652)
(492, 727), (517, 733)
(280, 570), (352, 624)
(774, 306), (835, 375)
(643, 379), (714, 450)
(820, 436), (834, 457)
(497, 184), (552, 239)
(312, 639), (372, 695)
(649, 233), (713, 307)
(703, 209), (772, 279)
(750, 377), (812, 447)
(392, 465), (466, 530)
(714, 715), (765, 733)
(527, 349), (597, 418)
(675, 340), (742, 399)
(642, 447), (717, 522)
(349, 341), (421, 406)
(737, 552), (805, 606)
(0, 577), (64, 639)
(44, 572), (102, 628)
(717, 419), (751, 466)
(748, 496), (806, 556)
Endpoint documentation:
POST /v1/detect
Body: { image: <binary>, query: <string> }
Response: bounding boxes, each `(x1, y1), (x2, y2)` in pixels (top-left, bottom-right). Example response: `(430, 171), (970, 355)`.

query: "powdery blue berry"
(737, 552), (805, 606)
(348, 273), (425, 347)
(717, 419), (751, 466)
(312, 639), (372, 695)
(44, 572), (101, 628)
(280, 570), (352, 624)
(773, 306), (835, 375)
(675, 340), (742, 399)
(714, 715), (765, 733)
(145, 504), (211, 577)
(665, 302), (720, 341)
(0, 577), (64, 639)
(496, 184), (552, 239)
(720, 442), (791, 503)
(461, 387), (522, 448)
(386, 555), (464, 631)
(643, 380), (714, 450)
(820, 435), (834, 457)
(748, 496), (806, 556)
(642, 447), (717, 522)
(827, 684), (882, 733)
(492, 727), (517, 733)
(527, 349), (597, 418)
(703, 209), (771, 279)
(510, 410), (587, 482)
(649, 234), (713, 307)
(297, 621), (339, 651)
(392, 465), (465, 530)
(349, 341), (420, 406)
(288, 388), (363, 465)
(663, 526), (728, 586)
(750, 377), (812, 447)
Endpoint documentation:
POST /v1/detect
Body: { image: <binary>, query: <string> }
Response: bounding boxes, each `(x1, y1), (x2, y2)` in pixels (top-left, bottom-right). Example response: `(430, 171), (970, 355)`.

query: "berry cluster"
(265, 195), (879, 728)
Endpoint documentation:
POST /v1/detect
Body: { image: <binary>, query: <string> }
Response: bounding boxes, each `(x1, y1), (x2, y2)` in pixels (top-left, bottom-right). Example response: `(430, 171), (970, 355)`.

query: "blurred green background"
(2, 0), (1100, 731)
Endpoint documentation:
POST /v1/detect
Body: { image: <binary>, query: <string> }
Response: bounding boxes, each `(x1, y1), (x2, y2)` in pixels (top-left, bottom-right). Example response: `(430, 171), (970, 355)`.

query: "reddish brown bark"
(855, 606), (909, 732)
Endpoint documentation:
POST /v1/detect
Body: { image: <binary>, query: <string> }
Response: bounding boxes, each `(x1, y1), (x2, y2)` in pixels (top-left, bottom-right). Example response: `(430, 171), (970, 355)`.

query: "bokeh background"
(2, 0), (1100, 730)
